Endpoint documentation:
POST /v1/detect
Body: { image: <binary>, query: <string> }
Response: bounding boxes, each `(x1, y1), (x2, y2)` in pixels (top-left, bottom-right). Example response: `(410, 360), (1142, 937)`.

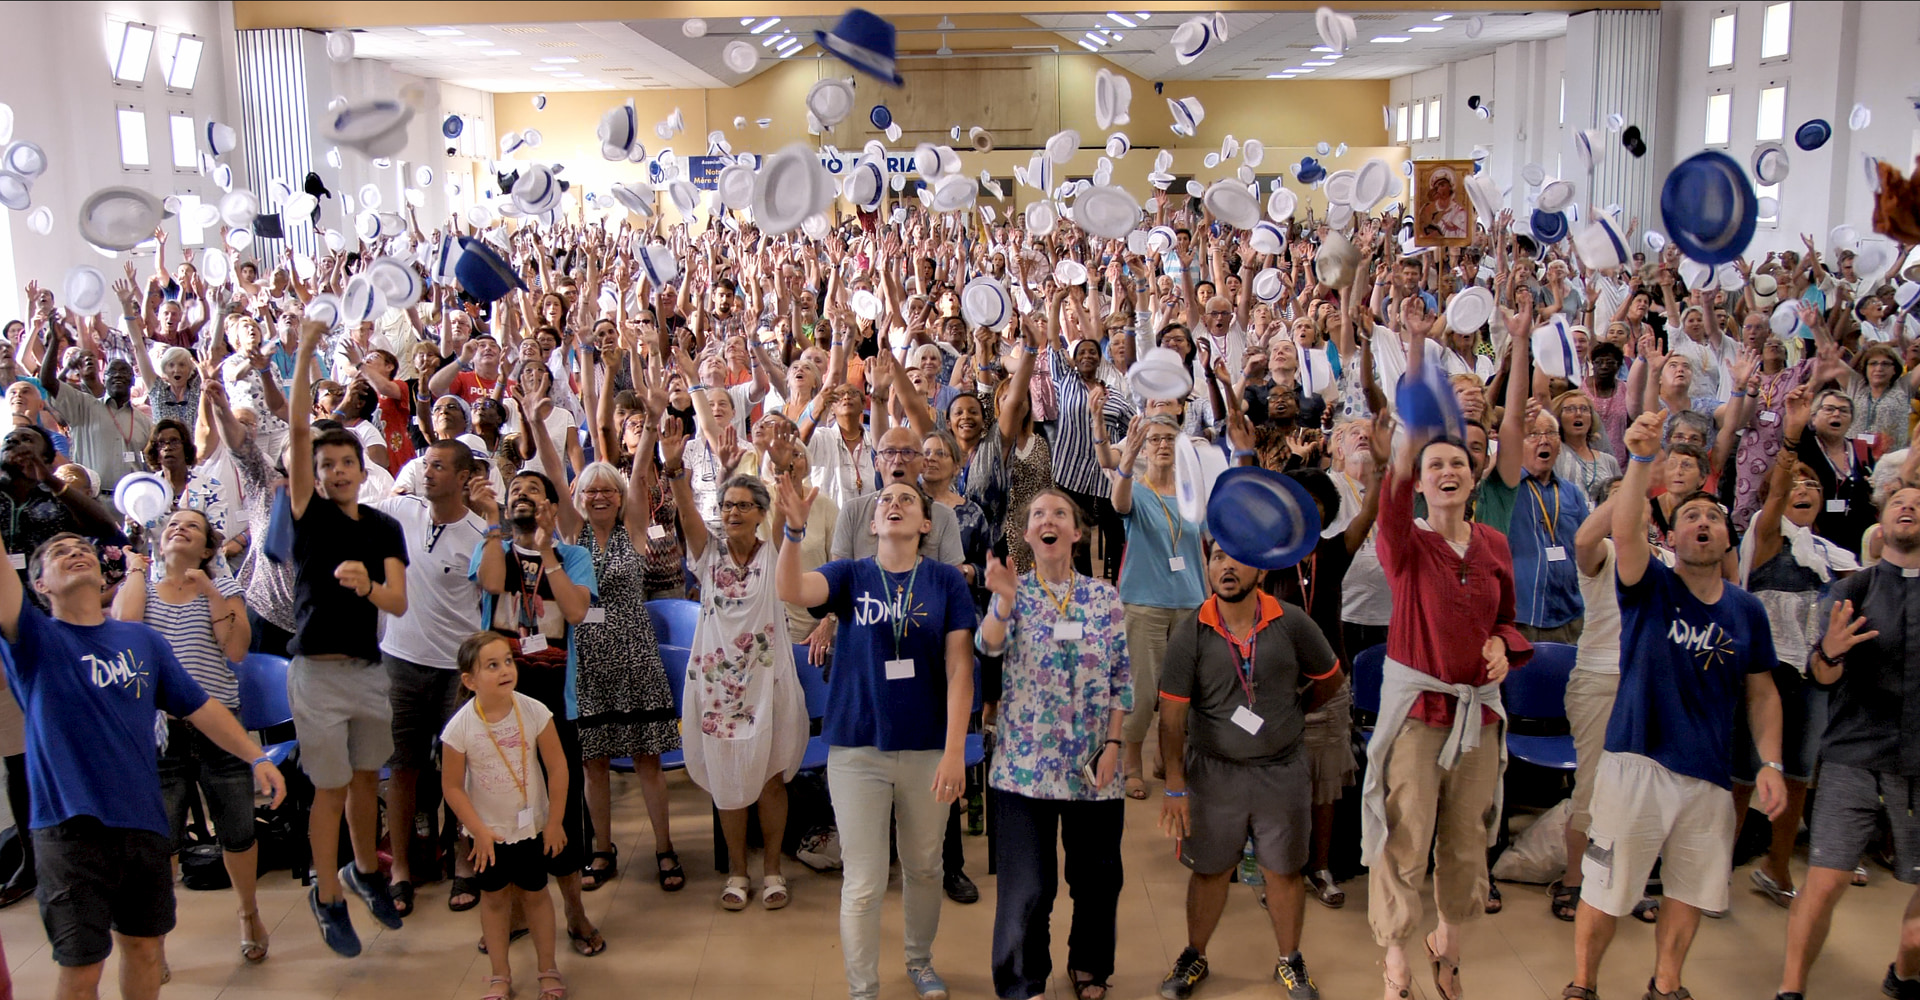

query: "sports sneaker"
(340, 864), (405, 930)
(1160, 946), (1209, 999)
(796, 828), (843, 872)
(907, 964), (949, 1000)
(1886, 962), (1920, 999)
(1274, 952), (1319, 1000)
(309, 886), (362, 958)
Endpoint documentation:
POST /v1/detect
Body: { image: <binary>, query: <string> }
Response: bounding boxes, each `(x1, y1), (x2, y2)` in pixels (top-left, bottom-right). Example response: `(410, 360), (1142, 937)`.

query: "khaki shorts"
(1580, 752), (1735, 917)
(288, 656), (394, 790)
(1564, 667), (1620, 835)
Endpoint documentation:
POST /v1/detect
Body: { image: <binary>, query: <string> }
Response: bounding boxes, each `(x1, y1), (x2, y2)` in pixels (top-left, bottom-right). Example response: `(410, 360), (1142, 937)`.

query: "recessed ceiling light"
(1431, 13), (1453, 20)
(1082, 31), (1108, 46)
(1135, 11), (1150, 19)
(1372, 36), (1412, 43)
(1268, 72), (1296, 78)
(414, 27), (463, 37)
(1077, 39), (1100, 51)
(1286, 67), (1314, 73)
(1311, 45), (1336, 53)
(750, 17), (781, 34)
(739, 17), (754, 25)
(1303, 60), (1333, 67)
(540, 56), (577, 63)
(1107, 12), (1136, 28)
(1408, 26), (1444, 33)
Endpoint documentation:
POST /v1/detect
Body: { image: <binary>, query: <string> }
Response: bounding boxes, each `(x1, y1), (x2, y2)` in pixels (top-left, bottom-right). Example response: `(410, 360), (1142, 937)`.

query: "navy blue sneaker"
(309, 886), (362, 957)
(340, 864), (405, 930)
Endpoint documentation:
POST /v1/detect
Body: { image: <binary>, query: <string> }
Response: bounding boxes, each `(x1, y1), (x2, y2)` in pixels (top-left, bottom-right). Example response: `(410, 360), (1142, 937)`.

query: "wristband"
(1232, 448), (1257, 460)
(1163, 789), (1187, 798)
(1730, 389), (1747, 398)
(251, 755), (273, 768)
(1117, 468), (1133, 479)
(783, 524), (806, 541)
(664, 466), (688, 480)
(1103, 738), (1122, 746)
(1628, 452), (1655, 463)
(1761, 760), (1786, 774)
(987, 595), (1012, 622)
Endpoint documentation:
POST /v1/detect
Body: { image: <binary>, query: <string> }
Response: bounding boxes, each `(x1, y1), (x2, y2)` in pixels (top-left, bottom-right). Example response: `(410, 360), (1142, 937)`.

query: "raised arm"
(1612, 411), (1662, 586)
(1494, 292), (1534, 488)
(773, 471), (830, 607)
(288, 320), (322, 518)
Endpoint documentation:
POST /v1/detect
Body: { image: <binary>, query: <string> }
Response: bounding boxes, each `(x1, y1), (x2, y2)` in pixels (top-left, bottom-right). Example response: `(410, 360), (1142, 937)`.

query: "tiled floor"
(0, 770), (1908, 999)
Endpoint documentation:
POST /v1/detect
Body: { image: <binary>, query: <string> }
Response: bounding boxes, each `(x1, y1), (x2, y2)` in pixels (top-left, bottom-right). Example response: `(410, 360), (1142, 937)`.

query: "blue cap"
(1206, 468), (1322, 570)
(1659, 150), (1757, 266)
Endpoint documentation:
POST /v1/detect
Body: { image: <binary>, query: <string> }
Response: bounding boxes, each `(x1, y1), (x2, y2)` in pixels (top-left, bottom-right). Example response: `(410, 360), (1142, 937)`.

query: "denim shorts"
(160, 718), (258, 853)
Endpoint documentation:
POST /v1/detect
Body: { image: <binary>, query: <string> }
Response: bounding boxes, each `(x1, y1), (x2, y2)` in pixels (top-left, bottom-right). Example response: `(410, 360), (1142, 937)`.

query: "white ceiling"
(343, 10), (1569, 94)
(1026, 9), (1569, 80)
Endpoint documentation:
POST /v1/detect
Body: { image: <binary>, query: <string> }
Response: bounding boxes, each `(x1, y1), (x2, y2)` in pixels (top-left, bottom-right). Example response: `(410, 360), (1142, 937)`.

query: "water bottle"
(1238, 838), (1264, 887)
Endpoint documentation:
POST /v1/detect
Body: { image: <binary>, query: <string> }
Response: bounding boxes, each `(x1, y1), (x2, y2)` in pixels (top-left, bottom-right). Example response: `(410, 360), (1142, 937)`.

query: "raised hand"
(1818, 599), (1880, 661)
(1623, 410), (1663, 459)
(333, 560), (372, 598)
(983, 552), (1019, 607)
(774, 470), (817, 529)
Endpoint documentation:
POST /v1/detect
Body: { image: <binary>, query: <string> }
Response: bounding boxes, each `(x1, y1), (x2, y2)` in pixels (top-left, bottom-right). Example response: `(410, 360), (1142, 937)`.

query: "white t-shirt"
(372, 495), (490, 669)
(392, 451), (506, 503)
(505, 406), (579, 474)
(440, 692), (553, 843)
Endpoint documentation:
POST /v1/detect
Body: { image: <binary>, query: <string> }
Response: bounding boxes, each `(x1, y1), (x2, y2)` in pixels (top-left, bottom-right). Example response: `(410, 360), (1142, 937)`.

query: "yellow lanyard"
(1150, 485), (1184, 552)
(1036, 572), (1077, 619)
(1526, 477), (1561, 541)
(475, 697), (530, 810)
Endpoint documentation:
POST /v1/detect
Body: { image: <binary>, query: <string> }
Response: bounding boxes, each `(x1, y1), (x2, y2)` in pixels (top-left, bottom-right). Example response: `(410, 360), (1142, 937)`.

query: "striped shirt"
(1048, 345), (1135, 497)
(142, 574), (245, 709)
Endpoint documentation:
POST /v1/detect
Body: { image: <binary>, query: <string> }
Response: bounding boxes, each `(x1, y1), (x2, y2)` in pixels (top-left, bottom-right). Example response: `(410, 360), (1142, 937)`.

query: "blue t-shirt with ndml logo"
(1608, 558), (1775, 789)
(814, 557), (976, 753)
(2, 601), (209, 834)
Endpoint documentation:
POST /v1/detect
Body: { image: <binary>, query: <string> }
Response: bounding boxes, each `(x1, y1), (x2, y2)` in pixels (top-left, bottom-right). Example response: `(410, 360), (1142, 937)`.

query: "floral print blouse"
(983, 572), (1131, 801)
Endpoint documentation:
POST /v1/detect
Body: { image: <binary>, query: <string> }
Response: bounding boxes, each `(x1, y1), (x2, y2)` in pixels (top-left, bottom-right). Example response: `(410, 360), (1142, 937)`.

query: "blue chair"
(231, 653), (298, 767)
(792, 645), (832, 771)
(610, 642), (693, 774)
(1502, 641), (1579, 772)
(644, 599), (701, 649)
(1350, 643), (1386, 733)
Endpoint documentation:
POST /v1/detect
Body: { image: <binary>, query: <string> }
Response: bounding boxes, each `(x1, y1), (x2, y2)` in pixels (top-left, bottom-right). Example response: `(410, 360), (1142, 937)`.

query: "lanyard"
(1226, 629), (1258, 707)
(1294, 553), (1316, 613)
(1526, 477), (1561, 542)
(886, 557), (921, 660)
(474, 696), (530, 810)
(1149, 485), (1184, 552)
(1035, 571), (1077, 619)
(111, 404), (138, 448)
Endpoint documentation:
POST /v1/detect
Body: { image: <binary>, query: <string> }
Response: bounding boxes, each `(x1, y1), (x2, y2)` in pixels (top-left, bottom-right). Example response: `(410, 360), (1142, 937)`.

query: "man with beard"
(1771, 486), (1920, 1000)
(39, 351), (151, 491)
(1563, 410), (1786, 1000)
(370, 441), (491, 916)
(286, 320), (412, 957)
(1157, 543), (1342, 1000)
(471, 469), (604, 956)
(1479, 313), (1588, 644)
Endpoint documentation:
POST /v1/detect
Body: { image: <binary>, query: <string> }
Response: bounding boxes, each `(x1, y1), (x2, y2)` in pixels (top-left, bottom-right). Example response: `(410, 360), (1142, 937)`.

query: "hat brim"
(1206, 467), (1323, 570)
(815, 31), (904, 86)
(1395, 364), (1468, 441)
(1660, 150), (1758, 266)
(79, 187), (166, 251)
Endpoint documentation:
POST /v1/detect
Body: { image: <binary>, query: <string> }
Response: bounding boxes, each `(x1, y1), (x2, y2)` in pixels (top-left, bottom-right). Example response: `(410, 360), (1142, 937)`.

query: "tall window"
(1760, 2), (1791, 61)
(108, 20), (155, 85)
(1396, 105), (1409, 142)
(1708, 11), (1736, 68)
(1427, 98), (1441, 141)
(175, 193), (208, 246)
(1757, 183), (1779, 225)
(1411, 101), (1425, 141)
(117, 106), (150, 169)
(1756, 85), (1787, 142)
(1704, 91), (1732, 145)
(168, 114), (197, 170)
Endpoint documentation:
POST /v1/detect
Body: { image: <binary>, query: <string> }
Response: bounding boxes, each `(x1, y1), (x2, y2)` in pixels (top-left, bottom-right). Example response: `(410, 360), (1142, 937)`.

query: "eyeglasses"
(1791, 478), (1822, 491)
(1205, 311), (1232, 320)
(718, 500), (763, 513)
(876, 493), (920, 508)
(1558, 404), (1593, 415)
(875, 448), (921, 460)
(1815, 404), (1853, 416)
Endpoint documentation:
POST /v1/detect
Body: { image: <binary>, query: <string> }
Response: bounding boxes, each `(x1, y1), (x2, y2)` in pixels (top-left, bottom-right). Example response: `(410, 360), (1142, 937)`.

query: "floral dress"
(986, 572), (1131, 800)
(573, 522), (679, 761)
(681, 539), (808, 810)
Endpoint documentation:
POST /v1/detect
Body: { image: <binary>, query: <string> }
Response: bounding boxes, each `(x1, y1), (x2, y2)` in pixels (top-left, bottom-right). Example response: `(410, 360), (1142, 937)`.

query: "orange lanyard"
(1150, 486), (1184, 552)
(1526, 477), (1561, 541)
(475, 697), (530, 809)
(1036, 572), (1077, 619)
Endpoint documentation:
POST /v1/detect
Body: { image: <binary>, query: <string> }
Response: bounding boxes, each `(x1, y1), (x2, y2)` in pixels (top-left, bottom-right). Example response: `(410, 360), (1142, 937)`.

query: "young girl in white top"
(442, 632), (571, 1000)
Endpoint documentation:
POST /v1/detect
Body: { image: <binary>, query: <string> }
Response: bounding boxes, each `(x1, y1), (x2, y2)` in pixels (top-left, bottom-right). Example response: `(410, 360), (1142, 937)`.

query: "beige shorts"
(1580, 752), (1735, 917)
(1564, 668), (1620, 835)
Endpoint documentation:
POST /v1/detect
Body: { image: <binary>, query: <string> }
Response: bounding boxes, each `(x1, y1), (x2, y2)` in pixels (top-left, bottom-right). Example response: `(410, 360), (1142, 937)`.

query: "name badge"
(517, 807), (535, 830)
(1230, 705), (1264, 735)
(122, 451), (137, 464)
(1859, 433), (1877, 446)
(647, 524), (668, 541)
(884, 658), (915, 680)
(519, 633), (549, 654)
(1168, 556), (1187, 572)
(1545, 545), (1568, 562)
(1053, 621), (1084, 641)
(582, 607), (606, 624)
(1758, 411), (1779, 425)
(7, 554), (22, 570)
(1827, 499), (1848, 513)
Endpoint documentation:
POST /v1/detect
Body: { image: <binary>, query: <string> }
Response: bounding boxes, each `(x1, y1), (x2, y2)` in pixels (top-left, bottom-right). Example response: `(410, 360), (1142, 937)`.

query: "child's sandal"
(537, 969), (566, 1000)
(481, 974), (513, 1000)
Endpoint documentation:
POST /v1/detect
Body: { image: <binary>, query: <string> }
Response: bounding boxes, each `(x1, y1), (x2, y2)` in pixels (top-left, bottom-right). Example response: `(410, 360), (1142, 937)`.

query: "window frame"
(1758, 2), (1791, 64)
(1703, 89), (1733, 147)
(1707, 8), (1737, 71)
(1755, 81), (1788, 143)
(1427, 97), (1442, 142)
(116, 103), (151, 172)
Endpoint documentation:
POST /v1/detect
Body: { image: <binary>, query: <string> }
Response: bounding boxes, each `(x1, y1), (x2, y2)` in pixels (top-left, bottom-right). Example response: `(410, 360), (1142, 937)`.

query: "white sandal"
(720, 875), (751, 911)
(761, 874), (790, 910)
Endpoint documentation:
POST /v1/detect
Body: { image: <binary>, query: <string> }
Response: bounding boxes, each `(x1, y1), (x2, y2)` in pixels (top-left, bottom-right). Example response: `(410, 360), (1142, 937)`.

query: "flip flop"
(390, 879), (415, 917)
(448, 875), (480, 912)
(1124, 776), (1147, 800)
(1631, 897), (1661, 923)
(568, 925), (607, 957)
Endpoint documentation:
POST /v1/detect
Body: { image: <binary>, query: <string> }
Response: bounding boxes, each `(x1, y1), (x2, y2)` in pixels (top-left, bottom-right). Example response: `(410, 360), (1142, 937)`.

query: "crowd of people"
(2, 114), (1919, 1000)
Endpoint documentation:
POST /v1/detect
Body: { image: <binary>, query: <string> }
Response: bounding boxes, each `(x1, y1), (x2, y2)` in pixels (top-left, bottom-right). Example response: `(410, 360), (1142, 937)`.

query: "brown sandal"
(1384, 970), (1411, 999)
(1426, 932), (1463, 1000)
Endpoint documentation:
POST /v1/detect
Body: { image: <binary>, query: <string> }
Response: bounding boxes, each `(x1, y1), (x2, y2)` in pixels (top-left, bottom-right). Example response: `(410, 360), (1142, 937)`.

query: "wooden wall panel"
(841, 57), (1057, 147)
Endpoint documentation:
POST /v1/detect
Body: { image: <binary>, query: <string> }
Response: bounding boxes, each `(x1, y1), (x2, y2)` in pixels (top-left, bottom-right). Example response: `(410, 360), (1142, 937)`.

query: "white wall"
(0, 1), (240, 319)
(1657, 0), (1920, 255)
(1390, 38), (1566, 226)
